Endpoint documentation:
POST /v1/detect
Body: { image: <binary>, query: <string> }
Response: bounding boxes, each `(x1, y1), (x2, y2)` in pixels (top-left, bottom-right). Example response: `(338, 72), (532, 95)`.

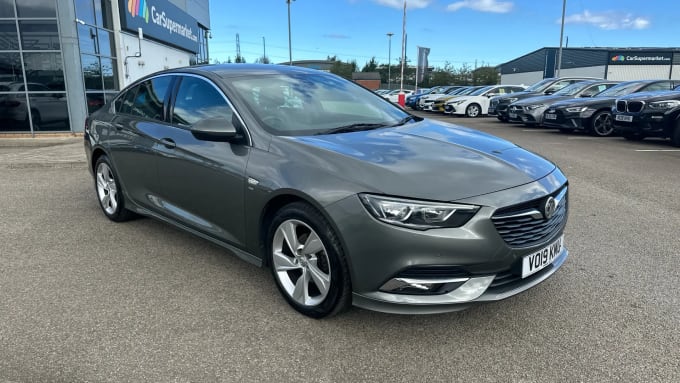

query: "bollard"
(398, 91), (405, 107)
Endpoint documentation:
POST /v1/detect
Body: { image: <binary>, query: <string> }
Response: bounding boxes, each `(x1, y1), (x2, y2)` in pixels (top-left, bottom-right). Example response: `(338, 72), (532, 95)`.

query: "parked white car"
(444, 85), (526, 117)
(383, 89), (414, 103)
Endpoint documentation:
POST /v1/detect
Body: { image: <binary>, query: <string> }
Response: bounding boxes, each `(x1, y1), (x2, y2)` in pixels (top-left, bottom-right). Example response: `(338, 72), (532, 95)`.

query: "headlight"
(648, 100), (680, 110)
(525, 104), (545, 111)
(449, 99), (465, 105)
(565, 106), (588, 113)
(359, 194), (479, 230)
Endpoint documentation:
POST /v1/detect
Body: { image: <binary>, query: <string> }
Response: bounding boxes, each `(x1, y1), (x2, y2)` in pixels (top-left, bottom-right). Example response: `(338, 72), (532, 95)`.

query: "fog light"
(380, 277), (469, 295)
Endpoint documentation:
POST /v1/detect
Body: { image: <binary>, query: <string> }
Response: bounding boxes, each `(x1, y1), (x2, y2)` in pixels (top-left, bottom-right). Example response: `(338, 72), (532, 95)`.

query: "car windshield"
(525, 78), (555, 92)
(553, 82), (592, 96)
(470, 86), (494, 96)
(229, 73), (412, 136)
(596, 82), (643, 97)
(459, 87), (481, 95)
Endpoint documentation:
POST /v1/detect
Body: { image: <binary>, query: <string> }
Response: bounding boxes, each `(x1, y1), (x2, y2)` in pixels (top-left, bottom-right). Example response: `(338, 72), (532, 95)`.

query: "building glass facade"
(0, 0), (69, 132)
(75, 0), (120, 114)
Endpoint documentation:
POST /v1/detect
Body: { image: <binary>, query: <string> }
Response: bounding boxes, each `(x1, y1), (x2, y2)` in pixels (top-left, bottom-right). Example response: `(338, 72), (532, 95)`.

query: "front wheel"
(465, 104), (481, 118)
(590, 111), (614, 137)
(268, 202), (351, 318)
(671, 122), (680, 147)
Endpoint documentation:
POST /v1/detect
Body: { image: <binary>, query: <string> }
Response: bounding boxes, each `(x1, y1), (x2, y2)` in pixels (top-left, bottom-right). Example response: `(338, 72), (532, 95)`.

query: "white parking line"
(634, 149), (680, 152)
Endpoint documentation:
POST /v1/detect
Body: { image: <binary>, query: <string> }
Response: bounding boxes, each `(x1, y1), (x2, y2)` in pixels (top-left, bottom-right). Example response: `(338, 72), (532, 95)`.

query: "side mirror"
(191, 116), (242, 142)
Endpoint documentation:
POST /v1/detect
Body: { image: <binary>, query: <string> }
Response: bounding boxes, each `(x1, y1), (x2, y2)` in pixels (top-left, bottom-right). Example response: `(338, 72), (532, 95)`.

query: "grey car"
(84, 64), (569, 318)
(508, 80), (619, 127)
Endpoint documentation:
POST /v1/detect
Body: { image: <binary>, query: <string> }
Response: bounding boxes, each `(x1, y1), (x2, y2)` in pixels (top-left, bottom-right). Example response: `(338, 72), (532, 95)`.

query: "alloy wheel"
(592, 112), (613, 136)
(272, 219), (331, 306)
(96, 162), (119, 215)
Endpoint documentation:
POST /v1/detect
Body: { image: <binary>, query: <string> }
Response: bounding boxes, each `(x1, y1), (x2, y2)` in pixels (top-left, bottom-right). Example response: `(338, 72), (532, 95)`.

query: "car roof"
(168, 64), (327, 79)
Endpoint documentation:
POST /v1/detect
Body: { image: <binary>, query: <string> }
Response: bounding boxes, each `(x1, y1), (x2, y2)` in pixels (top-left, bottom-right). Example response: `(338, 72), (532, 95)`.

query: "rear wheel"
(268, 202), (351, 318)
(590, 111), (614, 137)
(94, 155), (135, 222)
(465, 104), (481, 118)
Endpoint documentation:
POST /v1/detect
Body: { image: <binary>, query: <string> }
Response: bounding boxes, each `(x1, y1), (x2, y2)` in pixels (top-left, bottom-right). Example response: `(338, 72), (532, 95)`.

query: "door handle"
(160, 138), (176, 149)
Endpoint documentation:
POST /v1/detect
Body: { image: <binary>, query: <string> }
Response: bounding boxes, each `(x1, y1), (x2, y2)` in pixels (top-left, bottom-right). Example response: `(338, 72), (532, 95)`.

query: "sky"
(207, 0), (677, 69)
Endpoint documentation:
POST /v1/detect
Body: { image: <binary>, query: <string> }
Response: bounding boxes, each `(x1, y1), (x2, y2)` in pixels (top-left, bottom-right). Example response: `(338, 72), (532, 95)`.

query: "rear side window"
(128, 76), (172, 120)
(116, 76), (172, 118)
(172, 76), (233, 126)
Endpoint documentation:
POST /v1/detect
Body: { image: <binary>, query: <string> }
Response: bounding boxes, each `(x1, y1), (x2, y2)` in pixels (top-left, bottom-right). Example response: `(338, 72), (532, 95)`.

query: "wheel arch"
(257, 190), (352, 272)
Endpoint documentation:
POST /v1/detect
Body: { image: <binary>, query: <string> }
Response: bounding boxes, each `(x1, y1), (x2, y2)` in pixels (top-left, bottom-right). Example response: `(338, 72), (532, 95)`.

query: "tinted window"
(128, 76), (172, 120)
(172, 76), (232, 126)
(118, 86), (138, 114)
(642, 82), (672, 92)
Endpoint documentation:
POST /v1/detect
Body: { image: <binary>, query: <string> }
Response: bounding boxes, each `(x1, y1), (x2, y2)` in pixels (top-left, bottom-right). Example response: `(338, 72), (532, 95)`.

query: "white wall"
(557, 66), (606, 79)
(501, 71), (543, 86)
(606, 65), (672, 80)
(119, 33), (193, 87)
(672, 66), (680, 80)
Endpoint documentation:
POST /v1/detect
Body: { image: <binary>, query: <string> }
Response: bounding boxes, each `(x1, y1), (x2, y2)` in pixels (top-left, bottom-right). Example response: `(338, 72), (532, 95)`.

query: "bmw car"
(84, 64), (569, 318)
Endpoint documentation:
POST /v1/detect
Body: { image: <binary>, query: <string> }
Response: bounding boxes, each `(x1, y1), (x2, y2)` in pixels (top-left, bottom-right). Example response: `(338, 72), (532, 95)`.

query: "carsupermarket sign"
(121, 0), (199, 53)
(608, 52), (672, 65)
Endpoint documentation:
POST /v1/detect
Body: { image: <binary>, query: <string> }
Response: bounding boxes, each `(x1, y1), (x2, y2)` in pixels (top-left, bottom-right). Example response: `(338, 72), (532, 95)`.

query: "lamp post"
(398, 0), (407, 107)
(556, 0), (566, 77)
(287, 0), (294, 65)
(387, 32), (394, 90)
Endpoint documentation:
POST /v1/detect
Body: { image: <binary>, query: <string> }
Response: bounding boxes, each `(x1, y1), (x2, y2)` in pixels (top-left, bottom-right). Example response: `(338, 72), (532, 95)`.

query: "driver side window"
(172, 76), (233, 127)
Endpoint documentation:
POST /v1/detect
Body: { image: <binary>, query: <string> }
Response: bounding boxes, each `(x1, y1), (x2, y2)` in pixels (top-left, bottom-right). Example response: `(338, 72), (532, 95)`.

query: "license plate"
(488, 108), (496, 114)
(509, 112), (517, 119)
(545, 113), (557, 120)
(522, 235), (564, 278)
(615, 115), (633, 122)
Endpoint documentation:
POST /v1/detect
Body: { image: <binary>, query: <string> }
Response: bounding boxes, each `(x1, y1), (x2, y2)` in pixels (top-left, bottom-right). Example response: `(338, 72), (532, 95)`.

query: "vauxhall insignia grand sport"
(84, 64), (569, 318)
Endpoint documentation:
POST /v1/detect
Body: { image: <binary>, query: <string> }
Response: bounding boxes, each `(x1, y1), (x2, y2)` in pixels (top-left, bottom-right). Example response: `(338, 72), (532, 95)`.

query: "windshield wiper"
(391, 115), (422, 127)
(318, 123), (388, 135)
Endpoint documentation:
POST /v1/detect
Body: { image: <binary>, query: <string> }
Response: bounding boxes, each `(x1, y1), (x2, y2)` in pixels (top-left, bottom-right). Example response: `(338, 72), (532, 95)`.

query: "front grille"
(396, 265), (469, 279)
(492, 186), (568, 248)
(628, 101), (644, 113)
(616, 101), (626, 112)
(616, 100), (645, 113)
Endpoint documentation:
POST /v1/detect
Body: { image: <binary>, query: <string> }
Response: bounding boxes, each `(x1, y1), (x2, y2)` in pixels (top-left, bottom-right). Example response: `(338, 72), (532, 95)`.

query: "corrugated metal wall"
(500, 71), (544, 86)
(606, 65), (671, 80)
(558, 66), (606, 79)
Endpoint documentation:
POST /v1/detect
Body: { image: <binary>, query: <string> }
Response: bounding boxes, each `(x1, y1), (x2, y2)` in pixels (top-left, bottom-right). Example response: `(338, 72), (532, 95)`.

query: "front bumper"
(325, 170), (569, 314)
(542, 110), (592, 131)
(613, 112), (675, 138)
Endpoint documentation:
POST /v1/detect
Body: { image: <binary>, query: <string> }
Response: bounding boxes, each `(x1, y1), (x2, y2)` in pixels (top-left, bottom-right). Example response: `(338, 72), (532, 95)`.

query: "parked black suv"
(489, 77), (600, 122)
(542, 80), (679, 137)
(612, 86), (680, 146)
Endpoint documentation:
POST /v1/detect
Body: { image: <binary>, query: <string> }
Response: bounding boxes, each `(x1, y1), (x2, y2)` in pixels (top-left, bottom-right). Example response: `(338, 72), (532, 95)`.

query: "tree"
(362, 57), (378, 72)
(234, 54), (246, 63)
(472, 66), (500, 85)
(329, 58), (357, 80)
(255, 56), (271, 64)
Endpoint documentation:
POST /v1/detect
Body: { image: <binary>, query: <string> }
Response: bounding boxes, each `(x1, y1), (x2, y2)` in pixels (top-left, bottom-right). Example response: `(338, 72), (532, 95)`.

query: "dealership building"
(0, 0), (210, 135)
(498, 47), (680, 86)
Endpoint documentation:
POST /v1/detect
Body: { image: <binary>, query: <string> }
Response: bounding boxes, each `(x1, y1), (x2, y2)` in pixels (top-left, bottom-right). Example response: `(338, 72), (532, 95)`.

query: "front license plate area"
(545, 113), (557, 120)
(522, 235), (564, 278)
(509, 112), (517, 119)
(615, 114), (633, 122)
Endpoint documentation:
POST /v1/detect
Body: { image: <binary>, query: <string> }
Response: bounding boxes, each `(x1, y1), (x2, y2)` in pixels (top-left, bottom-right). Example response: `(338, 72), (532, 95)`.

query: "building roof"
(352, 72), (381, 80)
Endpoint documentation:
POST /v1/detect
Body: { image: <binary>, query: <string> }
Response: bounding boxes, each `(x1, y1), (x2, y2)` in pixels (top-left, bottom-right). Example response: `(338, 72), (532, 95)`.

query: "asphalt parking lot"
(1, 116), (679, 382)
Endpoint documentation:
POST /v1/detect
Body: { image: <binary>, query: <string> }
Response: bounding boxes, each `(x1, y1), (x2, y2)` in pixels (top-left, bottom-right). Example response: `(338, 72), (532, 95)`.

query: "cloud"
(373, 0), (431, 9)
(562, 10), (650, 30)
(446, 0), (513, 13)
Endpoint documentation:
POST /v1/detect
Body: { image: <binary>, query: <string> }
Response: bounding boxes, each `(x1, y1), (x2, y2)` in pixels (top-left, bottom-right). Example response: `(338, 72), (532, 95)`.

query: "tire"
(497, 115), (508, 122)
(671, 121), (680, 147)
(94, 155), (135, 222)
(465, 104), (481, 118)
(590, 111), (614, 137)
(268, 202), (351, 318)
